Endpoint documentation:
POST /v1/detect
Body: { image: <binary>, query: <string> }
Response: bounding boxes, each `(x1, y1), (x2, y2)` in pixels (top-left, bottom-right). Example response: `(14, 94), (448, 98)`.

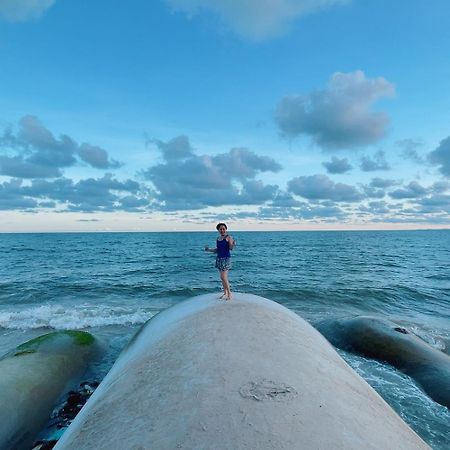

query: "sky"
(0, 0), (449, 232)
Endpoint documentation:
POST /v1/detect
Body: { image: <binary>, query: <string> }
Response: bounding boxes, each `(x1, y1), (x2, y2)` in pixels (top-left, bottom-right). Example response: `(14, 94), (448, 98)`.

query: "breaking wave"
(0, 304), (154, 330)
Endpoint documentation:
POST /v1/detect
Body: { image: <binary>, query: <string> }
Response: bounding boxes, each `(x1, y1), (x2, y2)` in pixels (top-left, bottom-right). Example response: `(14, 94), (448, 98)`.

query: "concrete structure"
(56, 293), (429, 450)
(0, 330), (97, 450)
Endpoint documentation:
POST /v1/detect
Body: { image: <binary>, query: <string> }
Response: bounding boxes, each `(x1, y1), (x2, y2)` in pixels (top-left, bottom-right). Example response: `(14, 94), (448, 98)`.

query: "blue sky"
(0, 0), (449, 231)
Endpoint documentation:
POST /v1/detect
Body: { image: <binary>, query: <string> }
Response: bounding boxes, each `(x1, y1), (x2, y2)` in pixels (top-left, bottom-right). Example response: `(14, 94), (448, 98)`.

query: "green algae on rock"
(13, 331), (95, 354)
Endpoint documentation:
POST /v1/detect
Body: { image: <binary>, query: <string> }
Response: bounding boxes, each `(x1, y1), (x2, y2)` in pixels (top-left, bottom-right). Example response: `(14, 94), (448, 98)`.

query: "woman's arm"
(226, 235), (235, 250)
(204, 245), (217, 253)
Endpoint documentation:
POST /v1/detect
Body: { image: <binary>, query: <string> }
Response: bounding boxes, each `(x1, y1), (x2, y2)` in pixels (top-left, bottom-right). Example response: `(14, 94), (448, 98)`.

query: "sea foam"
(0, 304), (154, 330)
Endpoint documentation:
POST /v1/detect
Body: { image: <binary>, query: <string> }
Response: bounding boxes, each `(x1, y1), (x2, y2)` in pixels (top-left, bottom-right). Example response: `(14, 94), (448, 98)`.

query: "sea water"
(0, 230), (449, 448)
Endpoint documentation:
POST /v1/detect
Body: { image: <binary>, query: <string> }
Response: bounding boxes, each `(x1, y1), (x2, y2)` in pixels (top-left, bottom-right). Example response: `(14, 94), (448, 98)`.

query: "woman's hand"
(226, 235), (235, 249)
(204, 245), (209, 251)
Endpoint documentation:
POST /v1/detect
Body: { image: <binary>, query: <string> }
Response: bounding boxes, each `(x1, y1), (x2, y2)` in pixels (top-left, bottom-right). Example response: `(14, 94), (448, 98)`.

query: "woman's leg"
(220, 270), (231, 300)
(219, 270), (227, 298)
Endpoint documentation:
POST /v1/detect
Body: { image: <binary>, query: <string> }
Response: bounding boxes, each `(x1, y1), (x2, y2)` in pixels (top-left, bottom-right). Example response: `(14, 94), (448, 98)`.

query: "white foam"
(409, 325), (448, 351)
(0, 304), (154, 330)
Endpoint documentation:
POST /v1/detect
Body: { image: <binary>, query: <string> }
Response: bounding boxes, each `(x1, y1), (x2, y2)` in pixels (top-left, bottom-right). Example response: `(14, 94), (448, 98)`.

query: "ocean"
(0, 230), (449, 448)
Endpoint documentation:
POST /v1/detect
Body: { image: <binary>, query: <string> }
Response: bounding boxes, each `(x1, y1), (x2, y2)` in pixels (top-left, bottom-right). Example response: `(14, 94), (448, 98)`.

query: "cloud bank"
(2, 122), (449, 225)
(0, 174), (147, 212)
(0, 116), (121, 178)
(142, 138), (282, 210)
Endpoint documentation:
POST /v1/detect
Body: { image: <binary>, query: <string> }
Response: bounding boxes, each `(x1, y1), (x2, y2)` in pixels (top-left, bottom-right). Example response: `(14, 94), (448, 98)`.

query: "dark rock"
(32, 380), (99, 448)
(394, 327), (408, 334)
(317, 316), (450, 408)
(32, 439), (58, 450)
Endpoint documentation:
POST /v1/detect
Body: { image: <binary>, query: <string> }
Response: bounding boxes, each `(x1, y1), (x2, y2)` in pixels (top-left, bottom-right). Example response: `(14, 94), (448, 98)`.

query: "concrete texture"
(0, 331), (97, 450)
(56, 293), (429, 450)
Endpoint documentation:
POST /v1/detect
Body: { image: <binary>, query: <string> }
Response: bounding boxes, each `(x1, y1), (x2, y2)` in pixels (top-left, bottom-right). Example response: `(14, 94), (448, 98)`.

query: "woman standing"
(205, 223), (235, 300)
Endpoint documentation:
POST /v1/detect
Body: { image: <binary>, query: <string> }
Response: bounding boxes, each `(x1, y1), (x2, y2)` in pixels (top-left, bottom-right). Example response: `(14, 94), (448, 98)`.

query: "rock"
(0, 331), (98, 450)
(32, 380), (99, 449)
(317, 315), (450, 408)
(32, 440), (58, 450)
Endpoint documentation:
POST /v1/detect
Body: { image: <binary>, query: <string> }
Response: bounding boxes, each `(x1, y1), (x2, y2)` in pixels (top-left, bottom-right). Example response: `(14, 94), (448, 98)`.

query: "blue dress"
(215, 237), (231, 271)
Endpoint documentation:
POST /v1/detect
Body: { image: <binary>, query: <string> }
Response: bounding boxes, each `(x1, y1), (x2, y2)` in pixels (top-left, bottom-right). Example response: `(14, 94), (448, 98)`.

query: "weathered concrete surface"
(317, 316), (450, 408)
(0, 331), (97, 450)
(56, 294), (429, 450)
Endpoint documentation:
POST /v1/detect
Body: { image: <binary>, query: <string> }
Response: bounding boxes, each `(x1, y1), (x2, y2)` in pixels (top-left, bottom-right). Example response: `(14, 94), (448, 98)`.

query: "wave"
(341, 352), (450, 448)
(0, 304), (154, 330)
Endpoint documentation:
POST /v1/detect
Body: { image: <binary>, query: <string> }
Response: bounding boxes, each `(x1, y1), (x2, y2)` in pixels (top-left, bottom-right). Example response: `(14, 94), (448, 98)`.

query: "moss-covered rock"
(14, 331), (95, 355)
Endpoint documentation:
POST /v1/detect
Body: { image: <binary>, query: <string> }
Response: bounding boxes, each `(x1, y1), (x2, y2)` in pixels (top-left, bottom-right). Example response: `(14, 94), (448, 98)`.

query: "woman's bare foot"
(225, 292), (232, 301)
(219, 292), (226, 299)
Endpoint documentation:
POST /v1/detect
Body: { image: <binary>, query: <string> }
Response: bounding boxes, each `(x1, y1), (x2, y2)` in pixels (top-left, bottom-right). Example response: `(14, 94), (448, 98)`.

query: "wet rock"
(394, 327), (409, 334)
(32, 440), (58, 450)
(32, 380), (99, 449)
(317, 316), (450, 408)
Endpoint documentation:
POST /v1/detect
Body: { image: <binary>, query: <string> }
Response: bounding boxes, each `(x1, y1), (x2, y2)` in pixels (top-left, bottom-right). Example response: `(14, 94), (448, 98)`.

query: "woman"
(205, 223), (235, 300)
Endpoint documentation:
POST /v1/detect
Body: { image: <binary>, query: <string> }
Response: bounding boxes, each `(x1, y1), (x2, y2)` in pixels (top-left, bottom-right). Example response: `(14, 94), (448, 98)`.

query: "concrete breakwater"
(55, 293), (428, 449)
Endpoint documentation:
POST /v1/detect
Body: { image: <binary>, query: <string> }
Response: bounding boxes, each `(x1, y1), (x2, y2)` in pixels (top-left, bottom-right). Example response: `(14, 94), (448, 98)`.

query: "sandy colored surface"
(56, 293), (429, 450)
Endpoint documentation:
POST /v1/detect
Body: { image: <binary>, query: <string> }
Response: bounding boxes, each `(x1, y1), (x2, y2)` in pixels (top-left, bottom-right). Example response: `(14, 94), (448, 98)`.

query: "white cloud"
(397, 138), (425, 164)
(275, 71), (395, 149)
(78, 143), (122, 170)
(360, 149), (390, 172)
(149, 135), (195, 161)
(20, 174), (146, 212)
(142, 140), (282, 209)
(166, 0), (349, 41)
(389, 181), (428, 200)
(370, 178), (400, 189)
(0, 115), (121, 177)
(0, 0), (55, 22)
(322, 156), (352, 174)
(287, 174), (363, 202)
(428, 136), (450, 177)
